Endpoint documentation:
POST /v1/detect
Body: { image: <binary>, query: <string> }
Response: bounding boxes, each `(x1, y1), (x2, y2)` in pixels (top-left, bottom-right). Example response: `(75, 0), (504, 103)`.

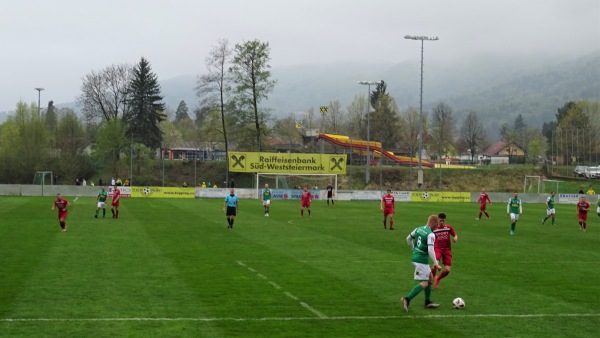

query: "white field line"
(238, 261), (327, 318)
(284, 292), (298, 300)
(268, 281), (281, 289)
(300, 302), (328, 318)
(2, 313), (599, 322)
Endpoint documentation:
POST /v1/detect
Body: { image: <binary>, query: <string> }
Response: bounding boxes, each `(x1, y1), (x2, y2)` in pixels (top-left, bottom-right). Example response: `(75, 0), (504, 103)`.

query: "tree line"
(0, 37), (598, 185)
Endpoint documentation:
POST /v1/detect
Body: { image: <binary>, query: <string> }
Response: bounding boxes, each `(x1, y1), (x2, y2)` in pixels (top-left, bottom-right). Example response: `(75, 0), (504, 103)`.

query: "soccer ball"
(422, 192), (430, 200)
(143, 187), (151, 195)
(452, 297), (465, 309)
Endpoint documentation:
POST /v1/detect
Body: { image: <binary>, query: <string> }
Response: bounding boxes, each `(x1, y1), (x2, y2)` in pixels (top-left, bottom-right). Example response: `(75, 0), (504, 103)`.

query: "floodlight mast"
(357, 80), (383, 185)
(404, 34), (439, 190)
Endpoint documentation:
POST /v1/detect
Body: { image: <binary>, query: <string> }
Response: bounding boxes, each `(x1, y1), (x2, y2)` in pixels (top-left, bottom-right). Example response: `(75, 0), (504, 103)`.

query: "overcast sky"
(0, 0), (598, 112)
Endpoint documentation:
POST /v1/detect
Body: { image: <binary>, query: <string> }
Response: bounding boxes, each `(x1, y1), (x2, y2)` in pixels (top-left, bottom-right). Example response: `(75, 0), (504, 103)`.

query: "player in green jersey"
(542, 191), (556, 225)
(507, 191), (523, 235)
(95, 186), (108, 218)
(401, 214), (442, 312)
(262, 183), (272, 217)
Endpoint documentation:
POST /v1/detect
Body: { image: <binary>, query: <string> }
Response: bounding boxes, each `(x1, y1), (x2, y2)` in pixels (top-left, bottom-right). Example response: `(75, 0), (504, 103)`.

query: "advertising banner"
(228, 151), (347, 174)
(269, 189), (321, 200)
(558, 193), (582, 204)
(410, 191), (470, 202)
(130, 186), (195, 198)
(108, 186), (131, 197)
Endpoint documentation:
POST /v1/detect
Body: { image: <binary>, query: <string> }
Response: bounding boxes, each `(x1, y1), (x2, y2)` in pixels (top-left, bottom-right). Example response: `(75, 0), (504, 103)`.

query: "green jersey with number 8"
(409, 225), (435, 264)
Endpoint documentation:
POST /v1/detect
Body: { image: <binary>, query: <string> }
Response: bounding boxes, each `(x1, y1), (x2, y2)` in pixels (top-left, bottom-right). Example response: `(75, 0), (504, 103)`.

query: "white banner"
(392, 191), (412, 202)
(558, 193), (581, 204)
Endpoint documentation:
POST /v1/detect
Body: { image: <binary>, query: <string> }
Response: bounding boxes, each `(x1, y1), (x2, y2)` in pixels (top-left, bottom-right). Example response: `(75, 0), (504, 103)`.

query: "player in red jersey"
(380, 189), (395, 230)
(576, 195), (590, 232)
(431, 212), (457, 288)
(51, 193), (70, 232)
(300, 186), (312, 218)
(111, 186), (121, 219)
(476, 188), (492, 220)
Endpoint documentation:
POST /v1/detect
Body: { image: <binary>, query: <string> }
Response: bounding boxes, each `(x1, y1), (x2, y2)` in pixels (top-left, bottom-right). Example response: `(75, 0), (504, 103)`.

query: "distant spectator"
(230, 179), (235, 188)
(99, 178), (104, 186)
(90, 181), (95, 187)
(82, 179), (87, 187)
(183, 181), (188, 187)
(207, 182), (212, 188)
(587, 187), (596, 195)
(116, 178), (123, 186)
(111, 177), (116, 186)
(579, 187), (585, 195)
(213, 184), (217, 188)
(124, 179), (129, 186)
(75, 178), (81, 186)
(201, 182), (207, 188)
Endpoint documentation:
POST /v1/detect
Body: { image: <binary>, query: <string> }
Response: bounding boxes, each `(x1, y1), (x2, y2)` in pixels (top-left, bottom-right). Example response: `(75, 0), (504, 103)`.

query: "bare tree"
(79, 63), (133, 122)
(460, 111), (486, 162)
(197, 39), (233, 180)
(399, 107), (420, 160)
(430, 102), (456, 159)
(321, 100), (346, 134)
(345, 95), (367, 140)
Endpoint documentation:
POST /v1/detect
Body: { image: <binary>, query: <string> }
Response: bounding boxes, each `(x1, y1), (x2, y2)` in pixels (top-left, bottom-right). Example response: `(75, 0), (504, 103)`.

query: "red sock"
(478, 212), (482, 219)
(390, 219), (393, 228)
(383, 219), (386, 228)
(485, 211), (490, 218)
(439, 270), (450, 279)
(431, 267), (437, 277)
(112, 209), (115, 216)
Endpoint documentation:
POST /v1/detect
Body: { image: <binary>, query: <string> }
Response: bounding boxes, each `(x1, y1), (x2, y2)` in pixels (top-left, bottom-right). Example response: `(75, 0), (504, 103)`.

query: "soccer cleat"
(389, 228), (394, 230)
(475, 218), (479, 220)
(266, 213), (269, 217)
(434, 276), (440, 288)
(541, 219), (544, 224)
(401, 297), (410, 312)
(424, 301), (439, 309)
(95, 215), (98, 218)
(510, 230), (514, 235)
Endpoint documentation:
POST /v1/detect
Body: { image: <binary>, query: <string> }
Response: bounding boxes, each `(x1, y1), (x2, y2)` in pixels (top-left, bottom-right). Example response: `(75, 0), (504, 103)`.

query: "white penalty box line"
(236, 260), (327, 319)
(2, 313), (599, 322)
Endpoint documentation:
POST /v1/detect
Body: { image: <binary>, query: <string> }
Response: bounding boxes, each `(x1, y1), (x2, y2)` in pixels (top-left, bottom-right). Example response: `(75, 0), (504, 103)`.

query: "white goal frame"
(543, 179), (564, 195)
(523, 175), (541, 194)
(255, 173), (338, 199)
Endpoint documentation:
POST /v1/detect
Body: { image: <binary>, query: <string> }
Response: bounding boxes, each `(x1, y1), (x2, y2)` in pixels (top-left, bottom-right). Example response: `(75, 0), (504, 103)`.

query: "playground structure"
(317, 133), (435, 168)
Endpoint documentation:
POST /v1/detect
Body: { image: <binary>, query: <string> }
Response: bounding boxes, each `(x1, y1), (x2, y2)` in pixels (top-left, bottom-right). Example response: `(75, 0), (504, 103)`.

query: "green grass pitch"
(0, 196), (598, 337)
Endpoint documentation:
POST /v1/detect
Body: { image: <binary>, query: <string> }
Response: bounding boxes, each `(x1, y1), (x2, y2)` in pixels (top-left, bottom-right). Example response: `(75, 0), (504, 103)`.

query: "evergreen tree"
(124, 57), (166, 149)
(175, 100), (190, 121)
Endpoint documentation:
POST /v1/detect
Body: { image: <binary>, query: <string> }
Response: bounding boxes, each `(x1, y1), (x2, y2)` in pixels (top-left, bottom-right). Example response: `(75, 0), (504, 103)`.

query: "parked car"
(584, 166), (600, 179)
(574, 166), (588, 177)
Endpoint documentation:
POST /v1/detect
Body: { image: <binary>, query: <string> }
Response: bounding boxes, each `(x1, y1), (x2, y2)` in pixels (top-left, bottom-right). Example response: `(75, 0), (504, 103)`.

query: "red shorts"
(435, 249), (452, 266)
(301, 201), (311, 208)
(58, 211), (67, 221)
(480, 204), (487, 211)
(383, 208), (394, 217)
(111, 201), (120, 207)
(578, 213), (588, 221)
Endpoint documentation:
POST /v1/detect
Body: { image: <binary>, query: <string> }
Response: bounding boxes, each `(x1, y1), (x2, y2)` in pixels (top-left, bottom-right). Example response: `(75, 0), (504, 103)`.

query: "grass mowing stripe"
(2, 312), (600, 321)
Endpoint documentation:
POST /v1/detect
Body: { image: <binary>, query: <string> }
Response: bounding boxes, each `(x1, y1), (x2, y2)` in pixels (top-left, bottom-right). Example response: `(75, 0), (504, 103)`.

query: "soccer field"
(0, 197), (598, 337)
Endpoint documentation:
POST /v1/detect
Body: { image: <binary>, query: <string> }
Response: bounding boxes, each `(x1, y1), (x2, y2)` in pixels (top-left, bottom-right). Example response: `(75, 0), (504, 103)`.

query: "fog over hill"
(2, 52), (597, 140)
(157, 52), (599, 139)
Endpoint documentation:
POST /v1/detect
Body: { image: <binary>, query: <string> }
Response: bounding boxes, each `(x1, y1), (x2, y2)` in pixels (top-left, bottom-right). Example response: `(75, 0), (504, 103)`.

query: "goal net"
(256, 173), (337, 198)
(33, 171), (54, 185)
(523, 175), (541, 194)
(542, 179), (565, 195)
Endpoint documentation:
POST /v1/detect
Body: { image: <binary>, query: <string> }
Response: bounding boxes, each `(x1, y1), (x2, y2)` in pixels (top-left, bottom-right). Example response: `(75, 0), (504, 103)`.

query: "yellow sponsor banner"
(130, 186), (195, 198)
(228, 151), (347, 174)
(410, 191), (470, 202)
